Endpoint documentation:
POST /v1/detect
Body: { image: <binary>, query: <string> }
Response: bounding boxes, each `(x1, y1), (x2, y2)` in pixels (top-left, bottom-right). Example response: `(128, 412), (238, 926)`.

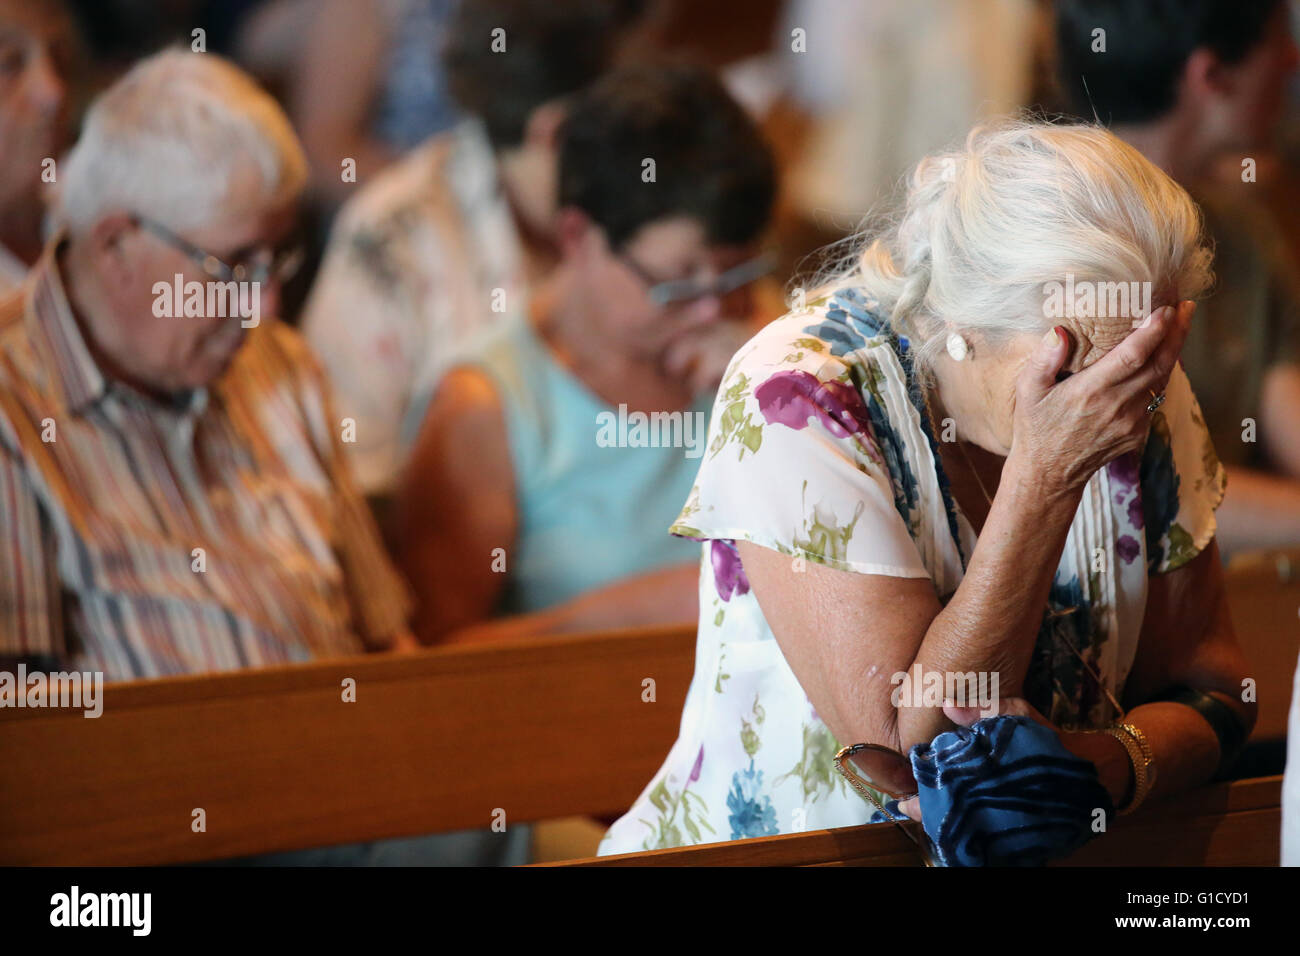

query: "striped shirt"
(0, 243), (412, 681)
(0, 242), (27, 298)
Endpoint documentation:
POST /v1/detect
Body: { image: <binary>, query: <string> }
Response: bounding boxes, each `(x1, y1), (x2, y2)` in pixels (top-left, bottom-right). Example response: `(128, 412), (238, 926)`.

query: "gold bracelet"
(1102, 722), (1154, 816)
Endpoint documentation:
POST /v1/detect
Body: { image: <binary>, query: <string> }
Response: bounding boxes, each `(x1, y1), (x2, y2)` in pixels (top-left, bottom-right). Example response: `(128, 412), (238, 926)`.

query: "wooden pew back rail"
(549, 776), (1283, 866)
(0, 617), (1286, 867)
(0, 626), (696, 865)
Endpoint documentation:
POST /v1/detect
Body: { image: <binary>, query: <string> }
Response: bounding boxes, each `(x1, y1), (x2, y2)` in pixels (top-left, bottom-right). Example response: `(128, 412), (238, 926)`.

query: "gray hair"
(56, 48), (308, 235)
(809, 119), (1213, 378)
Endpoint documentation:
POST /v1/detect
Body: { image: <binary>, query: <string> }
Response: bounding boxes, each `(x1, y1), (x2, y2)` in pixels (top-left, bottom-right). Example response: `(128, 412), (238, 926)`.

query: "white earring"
(945, 332), (969, 362)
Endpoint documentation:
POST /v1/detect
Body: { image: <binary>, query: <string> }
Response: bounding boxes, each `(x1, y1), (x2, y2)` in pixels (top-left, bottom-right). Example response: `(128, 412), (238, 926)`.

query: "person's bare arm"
(902, 543), (1253, 816)
(1211, 362), (1300, 555)
(1214, 466), (1300, 555)
(735, 304), (1192, 762)
(443, 562), (699, 644)
(1101, 540), (1257, 804)
(387, 629), (423, 653)
(949, 539), (1260, 817)
(1259, 362), (1300, 478)
(738, 455), (1080, 756)
(394, 367), (517, 644)
(233, 0), (317, 83)
(290, 0), (395, 203)
(397, 366), (700, 646)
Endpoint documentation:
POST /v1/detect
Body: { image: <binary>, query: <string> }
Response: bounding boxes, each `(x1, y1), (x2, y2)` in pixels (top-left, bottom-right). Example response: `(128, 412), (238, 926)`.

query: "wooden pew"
(1224, 549), (1300, 746)
(549, 775), (1283, 866)
(0, 625), (696, 865)
(4, 545), (1291, 868)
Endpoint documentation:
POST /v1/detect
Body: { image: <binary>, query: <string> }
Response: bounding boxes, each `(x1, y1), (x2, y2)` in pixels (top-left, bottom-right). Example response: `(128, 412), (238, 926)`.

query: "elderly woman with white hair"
(599, 120), (1257, 858)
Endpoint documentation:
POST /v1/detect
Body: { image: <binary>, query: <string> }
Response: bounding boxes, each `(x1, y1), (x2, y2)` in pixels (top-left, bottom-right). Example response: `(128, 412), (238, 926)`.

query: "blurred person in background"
(235, 0), (465, 208)
(0, 0), (77, 296)
(301, 0), (648, 523)
(0, 49), (419, 680)
(395, 61), (776, 645)
(778, 0), (1042, 228)
(0, 46), (525, 866)
(1056, 0), (1300, 557)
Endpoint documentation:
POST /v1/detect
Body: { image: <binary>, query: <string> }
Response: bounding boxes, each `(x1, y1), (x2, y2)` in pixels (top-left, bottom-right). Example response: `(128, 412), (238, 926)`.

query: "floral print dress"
(598, 286), (1227, 854)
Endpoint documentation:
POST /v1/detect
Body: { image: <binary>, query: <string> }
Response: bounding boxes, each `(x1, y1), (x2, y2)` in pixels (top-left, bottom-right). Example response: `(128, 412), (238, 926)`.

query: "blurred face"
(77, 183), (299, 394)
(0, 0), (69, 207)
(570, 214), (761, 375)
(1203, 3), (1299, 149)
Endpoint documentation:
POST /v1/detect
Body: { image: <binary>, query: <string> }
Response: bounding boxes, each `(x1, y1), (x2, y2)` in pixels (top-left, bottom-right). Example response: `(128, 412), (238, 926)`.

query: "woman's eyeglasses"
(620, 251), (773, 307)
(132, 214), (305, 286)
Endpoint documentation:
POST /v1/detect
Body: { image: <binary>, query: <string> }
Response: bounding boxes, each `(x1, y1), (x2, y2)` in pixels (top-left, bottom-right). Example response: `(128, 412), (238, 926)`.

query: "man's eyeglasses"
(132, 214), (305, 285)
(620, 251), (773, 307)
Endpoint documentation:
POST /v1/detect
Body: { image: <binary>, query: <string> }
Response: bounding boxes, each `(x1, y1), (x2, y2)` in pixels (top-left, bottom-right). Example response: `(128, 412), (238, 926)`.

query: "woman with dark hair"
(395, 62), (778, 642)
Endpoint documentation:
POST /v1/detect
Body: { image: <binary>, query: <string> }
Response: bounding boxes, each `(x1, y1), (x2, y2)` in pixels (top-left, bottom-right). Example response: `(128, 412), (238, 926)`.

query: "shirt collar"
(0, 242), (27, 289)
(27, 237), (110, 415)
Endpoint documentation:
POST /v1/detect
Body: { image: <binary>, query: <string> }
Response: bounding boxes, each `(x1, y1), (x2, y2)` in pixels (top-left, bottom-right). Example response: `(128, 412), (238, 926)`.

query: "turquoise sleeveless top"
(463, 315), (711, 614)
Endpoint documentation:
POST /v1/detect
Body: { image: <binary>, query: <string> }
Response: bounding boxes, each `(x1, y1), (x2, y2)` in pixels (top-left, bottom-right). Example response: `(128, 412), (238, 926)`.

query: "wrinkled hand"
(660, 320), (751, 395)
(1010, 301), (1195, 498)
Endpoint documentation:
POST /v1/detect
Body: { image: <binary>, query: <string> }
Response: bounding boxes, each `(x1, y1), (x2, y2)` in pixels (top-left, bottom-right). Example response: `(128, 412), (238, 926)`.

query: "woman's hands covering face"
(1009, 300), (1195, 496)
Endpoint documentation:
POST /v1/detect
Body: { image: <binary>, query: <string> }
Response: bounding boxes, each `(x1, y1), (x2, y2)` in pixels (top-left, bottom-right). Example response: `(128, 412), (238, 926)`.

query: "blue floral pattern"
(727, 760), (780, 840)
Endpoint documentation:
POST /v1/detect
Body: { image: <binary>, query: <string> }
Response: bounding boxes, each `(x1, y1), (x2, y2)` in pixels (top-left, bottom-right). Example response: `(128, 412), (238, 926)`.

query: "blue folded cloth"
(869, 715), (1114, 866)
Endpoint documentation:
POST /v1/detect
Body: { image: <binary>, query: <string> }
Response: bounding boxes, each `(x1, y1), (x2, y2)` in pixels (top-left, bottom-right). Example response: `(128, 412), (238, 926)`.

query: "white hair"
(56, 48), (308, 235)
(810, 119), (1214, 378)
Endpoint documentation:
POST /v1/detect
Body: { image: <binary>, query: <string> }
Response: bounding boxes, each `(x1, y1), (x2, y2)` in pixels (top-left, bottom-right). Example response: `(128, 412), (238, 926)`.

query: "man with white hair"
(0, 47), (418, 680)
(0, 47), (534, 864)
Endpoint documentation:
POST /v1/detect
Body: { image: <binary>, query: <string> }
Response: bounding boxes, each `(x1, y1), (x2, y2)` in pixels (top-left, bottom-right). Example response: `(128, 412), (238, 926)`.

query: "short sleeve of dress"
(1141, 361), (1228, 574)
(669, 315), (931, 579)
